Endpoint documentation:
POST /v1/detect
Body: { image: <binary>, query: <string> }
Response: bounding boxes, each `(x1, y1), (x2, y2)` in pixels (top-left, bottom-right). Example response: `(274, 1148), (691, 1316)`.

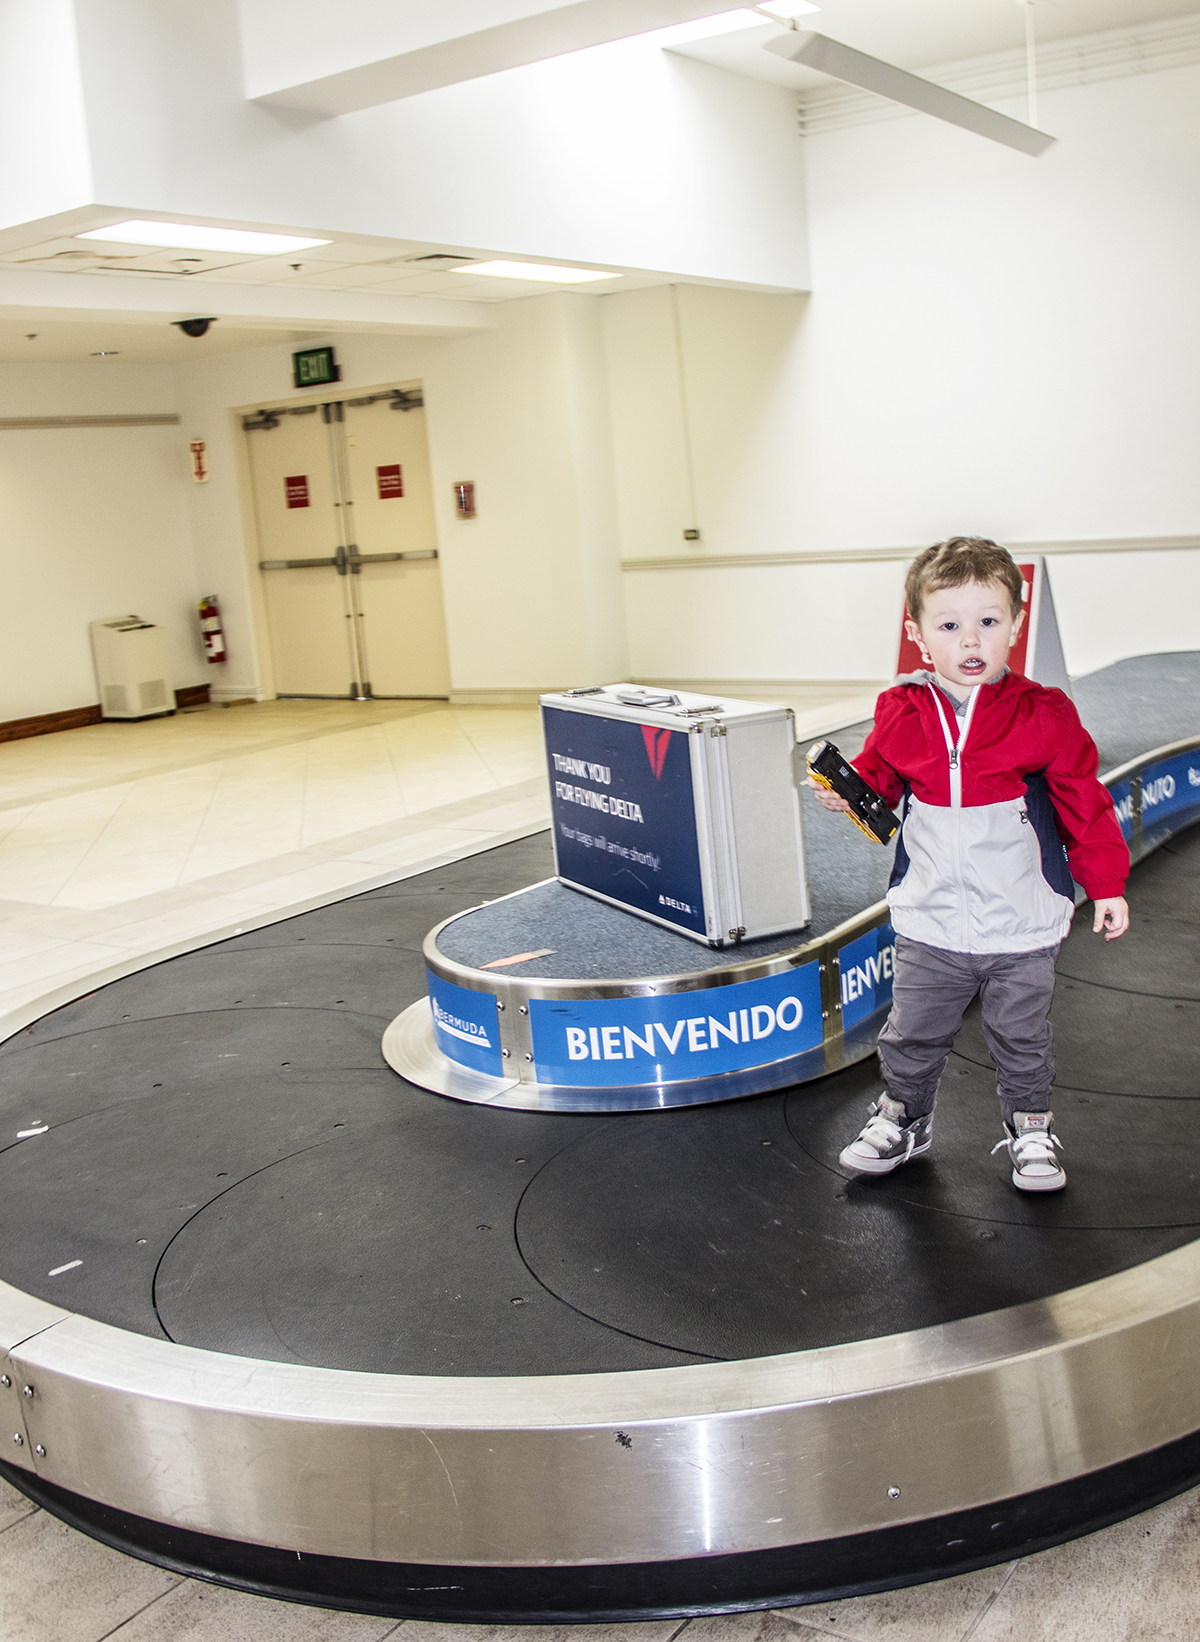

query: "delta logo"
(641, 725), (672, 779)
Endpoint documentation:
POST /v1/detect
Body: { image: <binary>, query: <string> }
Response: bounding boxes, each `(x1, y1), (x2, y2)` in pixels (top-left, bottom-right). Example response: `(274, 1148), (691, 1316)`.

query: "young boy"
(811, 538), (1129, 1192)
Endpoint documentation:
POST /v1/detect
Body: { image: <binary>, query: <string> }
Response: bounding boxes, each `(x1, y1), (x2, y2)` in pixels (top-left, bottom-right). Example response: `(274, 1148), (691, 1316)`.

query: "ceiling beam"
(251, 0), (748, 116)
(0, 268), (497, 335)
(765, 31), (1056, 158)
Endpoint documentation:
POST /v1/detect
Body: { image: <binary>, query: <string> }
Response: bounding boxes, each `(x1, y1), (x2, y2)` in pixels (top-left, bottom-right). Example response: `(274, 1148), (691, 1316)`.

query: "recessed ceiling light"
(79, 221), (331, 256)
(453, 260), (620, 284)
(91, 350), (120, 357)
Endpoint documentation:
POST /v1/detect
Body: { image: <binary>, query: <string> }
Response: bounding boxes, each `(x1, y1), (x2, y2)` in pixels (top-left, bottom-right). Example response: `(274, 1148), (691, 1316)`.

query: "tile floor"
(5, 1468), (1200, 1642)
(0, 698), (550, 1023)
(0, 687), (878, 1025)
(2, 688), (1198, 1640)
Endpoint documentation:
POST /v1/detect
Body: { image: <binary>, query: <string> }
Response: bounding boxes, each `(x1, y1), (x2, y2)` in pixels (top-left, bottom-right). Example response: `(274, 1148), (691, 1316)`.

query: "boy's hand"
(1092, 897), (1130, 941)
(807, 775), (852, 814)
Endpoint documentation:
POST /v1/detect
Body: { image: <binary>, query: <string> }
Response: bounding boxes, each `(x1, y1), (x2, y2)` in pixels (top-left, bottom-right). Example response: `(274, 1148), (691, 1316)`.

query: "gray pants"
(877, 935), (1059, 1124)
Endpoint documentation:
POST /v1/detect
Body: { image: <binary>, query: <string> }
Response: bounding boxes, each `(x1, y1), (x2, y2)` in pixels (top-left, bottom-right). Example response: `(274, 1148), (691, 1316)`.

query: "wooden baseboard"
(0, 705), (104, 744)
(174, 684), (211, 709)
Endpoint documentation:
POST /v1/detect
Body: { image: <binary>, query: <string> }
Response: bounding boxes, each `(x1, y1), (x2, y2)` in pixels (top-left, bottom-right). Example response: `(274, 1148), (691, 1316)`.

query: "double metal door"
(247, 391), (451, 699)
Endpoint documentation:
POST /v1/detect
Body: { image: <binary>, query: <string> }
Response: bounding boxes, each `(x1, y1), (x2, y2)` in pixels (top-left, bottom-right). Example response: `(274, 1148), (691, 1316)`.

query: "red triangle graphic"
(640, 725), (671, 779)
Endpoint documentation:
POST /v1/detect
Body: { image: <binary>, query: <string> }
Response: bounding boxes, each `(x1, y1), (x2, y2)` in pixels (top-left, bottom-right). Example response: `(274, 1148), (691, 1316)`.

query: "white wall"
(66, 0), (807, 290)
(0, 0), (92, 230)
(174, 292), (627, 700)
(613, 62), (1200, 683)
(0, 365), (205, 721)
(624, 557), (908, 686)
(603, 284), (809, 563)
(794, 64), (1200, 550)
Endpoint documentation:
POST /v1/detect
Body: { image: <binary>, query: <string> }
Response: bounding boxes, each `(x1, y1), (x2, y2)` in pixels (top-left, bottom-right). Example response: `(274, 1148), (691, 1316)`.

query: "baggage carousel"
(0, 652), (1198, 1622)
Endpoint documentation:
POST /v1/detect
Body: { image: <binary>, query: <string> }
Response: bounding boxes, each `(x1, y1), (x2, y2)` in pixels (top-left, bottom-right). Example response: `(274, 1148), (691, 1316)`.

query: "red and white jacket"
(853, 671), (1129, 955)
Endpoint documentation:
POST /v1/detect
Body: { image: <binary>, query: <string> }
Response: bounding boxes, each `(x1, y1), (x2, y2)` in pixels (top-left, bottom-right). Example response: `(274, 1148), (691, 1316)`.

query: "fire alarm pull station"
(454, 481), (476, 519)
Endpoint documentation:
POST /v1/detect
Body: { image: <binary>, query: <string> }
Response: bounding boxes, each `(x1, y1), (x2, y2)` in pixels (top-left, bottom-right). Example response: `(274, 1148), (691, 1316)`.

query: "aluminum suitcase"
(540, 684), (810, 947)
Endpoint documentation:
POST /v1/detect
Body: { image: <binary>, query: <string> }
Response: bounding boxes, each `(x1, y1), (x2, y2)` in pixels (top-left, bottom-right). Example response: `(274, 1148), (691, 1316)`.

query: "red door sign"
(284, 474), (310, 509)
(376, 464), (404, 500)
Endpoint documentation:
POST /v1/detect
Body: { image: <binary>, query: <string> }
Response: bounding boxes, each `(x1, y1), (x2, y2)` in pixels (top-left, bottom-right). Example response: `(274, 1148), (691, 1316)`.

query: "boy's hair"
(905, 537), (1024, 623)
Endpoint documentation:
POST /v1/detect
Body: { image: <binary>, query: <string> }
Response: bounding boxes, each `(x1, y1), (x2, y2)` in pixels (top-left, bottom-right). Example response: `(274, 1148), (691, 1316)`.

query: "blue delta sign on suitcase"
(540, 686), (810, 947)
(544, 705), (708, 938)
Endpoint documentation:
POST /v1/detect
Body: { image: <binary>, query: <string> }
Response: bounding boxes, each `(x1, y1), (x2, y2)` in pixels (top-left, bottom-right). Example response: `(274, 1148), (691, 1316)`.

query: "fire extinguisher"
(198, 594), (227, 664)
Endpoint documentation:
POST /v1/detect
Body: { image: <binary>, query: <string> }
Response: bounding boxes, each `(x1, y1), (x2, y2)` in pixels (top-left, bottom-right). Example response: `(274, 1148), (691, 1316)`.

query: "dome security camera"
(174, 317), (216, 338)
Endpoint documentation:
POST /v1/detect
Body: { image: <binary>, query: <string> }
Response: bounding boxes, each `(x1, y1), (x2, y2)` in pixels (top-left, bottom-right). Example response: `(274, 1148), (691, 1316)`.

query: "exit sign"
(292, 345), (340, 389)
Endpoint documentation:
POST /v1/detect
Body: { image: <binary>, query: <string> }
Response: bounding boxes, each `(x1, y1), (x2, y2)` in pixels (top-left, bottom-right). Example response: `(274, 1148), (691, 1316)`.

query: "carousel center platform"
(0, 653), (1196, 1622)
(386, 652), (1200, 1111)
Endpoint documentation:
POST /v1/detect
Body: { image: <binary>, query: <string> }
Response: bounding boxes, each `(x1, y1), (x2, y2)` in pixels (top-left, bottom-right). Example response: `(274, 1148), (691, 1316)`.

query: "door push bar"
(259, 548), (439, 573)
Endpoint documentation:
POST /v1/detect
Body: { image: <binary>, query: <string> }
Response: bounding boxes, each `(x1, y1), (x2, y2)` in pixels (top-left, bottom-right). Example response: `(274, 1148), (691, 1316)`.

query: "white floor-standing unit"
(540, 684), (810, 946)
(89, 617), (173, 720)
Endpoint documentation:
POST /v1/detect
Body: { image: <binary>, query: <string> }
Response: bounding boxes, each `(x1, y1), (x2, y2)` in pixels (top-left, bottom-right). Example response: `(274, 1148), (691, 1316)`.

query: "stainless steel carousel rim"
(0, 1234), (1197, 1428)
(381, 997), (838, 1110)
(5, 1235), (1200, 1565)
(424, 885), (892, 1001)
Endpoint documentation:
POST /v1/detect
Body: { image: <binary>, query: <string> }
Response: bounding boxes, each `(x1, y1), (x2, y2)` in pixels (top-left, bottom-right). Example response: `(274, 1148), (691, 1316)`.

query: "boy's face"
(906, 578), (1025, 694)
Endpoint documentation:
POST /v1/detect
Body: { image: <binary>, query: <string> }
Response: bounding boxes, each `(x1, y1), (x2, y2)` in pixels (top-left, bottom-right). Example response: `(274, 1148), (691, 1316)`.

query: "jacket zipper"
(930, 683), (981, 950)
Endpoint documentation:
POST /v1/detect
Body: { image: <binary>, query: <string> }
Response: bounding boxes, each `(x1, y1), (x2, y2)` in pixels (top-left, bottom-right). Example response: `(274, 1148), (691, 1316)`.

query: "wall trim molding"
(621, 536), (1200, 573)
(0, 415), (181, 431)
(0, 704), (103, 743)
(799, 12), (1200, 137)
(632, 677), (888, 694)
(448, 687), (560, 706)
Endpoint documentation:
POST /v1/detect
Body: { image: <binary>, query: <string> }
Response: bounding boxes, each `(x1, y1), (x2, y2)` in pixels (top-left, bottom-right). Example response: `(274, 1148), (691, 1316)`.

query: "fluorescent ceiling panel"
(454, 261), (620, 283)
(80, 222), (332, 255)
(765, 31), (1056, 157)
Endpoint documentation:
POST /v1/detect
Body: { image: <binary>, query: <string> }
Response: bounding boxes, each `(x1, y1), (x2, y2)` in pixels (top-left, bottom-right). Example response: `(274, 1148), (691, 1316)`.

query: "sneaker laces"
(858, 1111), (912, 1159)
(992, 1129), (1062, 1167)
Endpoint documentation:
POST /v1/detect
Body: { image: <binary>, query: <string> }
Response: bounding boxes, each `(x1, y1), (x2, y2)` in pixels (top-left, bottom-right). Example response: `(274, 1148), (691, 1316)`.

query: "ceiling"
(0, 227), (667, 362)
(0, 0), (1191, 364)
(0, 319), (321, 365)
(667, 0), (1200, 88)
(0, 234), (644, 305)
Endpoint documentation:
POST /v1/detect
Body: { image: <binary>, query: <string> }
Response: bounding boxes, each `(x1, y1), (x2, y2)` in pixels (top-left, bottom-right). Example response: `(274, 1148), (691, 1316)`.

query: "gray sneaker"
(839, 1094), (933, 1176)
(992, 1110), (1066, 1192)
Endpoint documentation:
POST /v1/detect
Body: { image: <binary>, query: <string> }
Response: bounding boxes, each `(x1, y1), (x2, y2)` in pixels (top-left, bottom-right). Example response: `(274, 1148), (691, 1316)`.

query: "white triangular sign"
(1023, 557), (1072, 696)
